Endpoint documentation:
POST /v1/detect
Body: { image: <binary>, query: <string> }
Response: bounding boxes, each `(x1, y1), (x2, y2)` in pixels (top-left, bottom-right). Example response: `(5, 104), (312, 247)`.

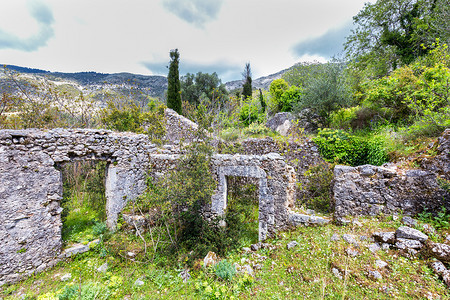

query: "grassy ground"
(2, 215), (449, 299)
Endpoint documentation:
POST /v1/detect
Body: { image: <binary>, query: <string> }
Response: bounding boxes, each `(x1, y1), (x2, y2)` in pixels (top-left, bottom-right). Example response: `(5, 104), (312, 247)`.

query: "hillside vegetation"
(1, 0), (449, 298)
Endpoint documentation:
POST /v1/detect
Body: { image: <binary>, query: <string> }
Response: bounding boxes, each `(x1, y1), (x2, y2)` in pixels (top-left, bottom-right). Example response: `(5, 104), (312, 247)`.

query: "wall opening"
(225, 176), (259, 245)
(60, 160), (108, 247)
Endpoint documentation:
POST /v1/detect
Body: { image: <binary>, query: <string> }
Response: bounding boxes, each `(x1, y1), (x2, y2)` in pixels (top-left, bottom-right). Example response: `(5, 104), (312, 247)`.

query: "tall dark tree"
(259, 89), (266, 113)
(167, 49), (182, 114)
(242, 63), (252, 100)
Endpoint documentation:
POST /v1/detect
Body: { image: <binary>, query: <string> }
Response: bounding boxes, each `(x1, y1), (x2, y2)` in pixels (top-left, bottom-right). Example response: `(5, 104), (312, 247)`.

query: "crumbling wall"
(148, 153), (297, 241)
(333, 129), (450, 219)
(0, 128), (171, 286)
(222, 137), (325, 204)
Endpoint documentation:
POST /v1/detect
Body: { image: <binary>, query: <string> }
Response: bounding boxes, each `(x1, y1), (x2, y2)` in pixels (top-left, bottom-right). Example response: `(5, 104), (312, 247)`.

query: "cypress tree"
(259, 88), (266, 113)
(242, 63), (252, 100)
(167, 49), (182, 115)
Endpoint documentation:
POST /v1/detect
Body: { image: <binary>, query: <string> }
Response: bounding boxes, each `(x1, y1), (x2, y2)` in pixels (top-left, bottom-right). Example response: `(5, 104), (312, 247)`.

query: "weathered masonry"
(149, 153), (297, 241)
(0, 128), (300, 285)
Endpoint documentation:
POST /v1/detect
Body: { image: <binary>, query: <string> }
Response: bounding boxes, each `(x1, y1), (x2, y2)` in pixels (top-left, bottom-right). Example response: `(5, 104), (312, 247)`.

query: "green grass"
(2, 216), (449, 299)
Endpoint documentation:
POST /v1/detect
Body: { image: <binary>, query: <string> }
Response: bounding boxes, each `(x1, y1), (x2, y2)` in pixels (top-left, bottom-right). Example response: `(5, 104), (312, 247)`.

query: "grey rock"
(253, 263), (262, 270)
(345, 248), (359, 257)
(332, 268), (343, 280)
(368, 243), (381, 253)
(178, 269), (191, 283)
(61, 273), (71, 281)
(443, 271), (450, 287)
(250, 243), (261, 252)
(242, 247), (251, 253)
(429, 243), (450, 262)
(342, 234), (359, 247)
(395, 238), (423, 250)
(330, 234), (340, 242)
(265, 112), (294, 136)
(373, 232), (396, 244)
(381, 243), (391, 251)
(430, 261), (447, 276)
(368, 270), (382, 280)
(61, 244), (89, 258)
(289, 213), (330, 226)
(422, 224), (436, 235)
(241, 264), (254, 276)
(287, 241), (299, 250)
(134, 279), (145, 286)
(97, 262), (108, 273)
(401, 216), (418, 227)
(396, 226), (428, 242)
(375, 260), (388, 269)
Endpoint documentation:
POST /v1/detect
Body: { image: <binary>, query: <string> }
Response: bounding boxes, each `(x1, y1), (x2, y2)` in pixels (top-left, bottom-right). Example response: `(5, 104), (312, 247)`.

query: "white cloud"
(0, 0), (368, 82)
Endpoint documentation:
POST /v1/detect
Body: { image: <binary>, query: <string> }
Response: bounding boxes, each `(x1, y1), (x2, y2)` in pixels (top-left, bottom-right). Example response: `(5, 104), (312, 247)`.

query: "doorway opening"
(60, 160), (108, 247)
(225, 176), (259, 245)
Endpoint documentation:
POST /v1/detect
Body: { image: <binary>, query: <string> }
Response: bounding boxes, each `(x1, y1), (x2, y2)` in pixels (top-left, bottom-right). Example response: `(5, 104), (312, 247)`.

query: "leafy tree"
(242, 63), (252, 100)
(345, 0), (442, 78)
(180, 72), (228, 108)
(361, 42), (450, 129)
(167, 49), (182, 114)
(269, 79), (301, 113)
(294, 62), (351, 124)
(282, 61), (324, 87)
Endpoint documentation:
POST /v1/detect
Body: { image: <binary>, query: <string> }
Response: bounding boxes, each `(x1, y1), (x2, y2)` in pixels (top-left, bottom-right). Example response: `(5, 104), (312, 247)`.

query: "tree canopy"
(344, 0), (446, 78)
(180, 72), (228, 108)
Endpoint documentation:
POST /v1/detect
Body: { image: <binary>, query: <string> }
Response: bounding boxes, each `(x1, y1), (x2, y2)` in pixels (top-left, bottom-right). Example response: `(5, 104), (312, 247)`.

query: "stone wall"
(0, 128), (174, 286)
(223, 137), (325, 203)
(148, 153), (297, 241)
(333, 129), (450, 219)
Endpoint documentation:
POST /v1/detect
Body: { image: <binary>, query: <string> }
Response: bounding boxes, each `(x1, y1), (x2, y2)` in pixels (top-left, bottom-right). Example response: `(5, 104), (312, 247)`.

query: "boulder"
(372, 232), (396, 244)
(342, 234), (359, 247)
(430, 260), (447, 276)
(396, 226), (428, 242)
(266, 112), (294, 136)
(287, 241), (299, 250)
(401, 216), (418, 227)
(395, 238), (423, 250)
(203, 251), (218, 268)
(428, 242), (450, 262)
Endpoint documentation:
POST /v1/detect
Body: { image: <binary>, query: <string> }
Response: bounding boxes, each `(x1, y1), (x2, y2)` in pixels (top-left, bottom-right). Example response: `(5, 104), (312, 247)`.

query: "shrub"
(214, 260), (236, 281)
(330, 106), (359, 129)
(313, 129), (388, 166)
(300, 163), (334, 213)
(239, 103), (259, 126)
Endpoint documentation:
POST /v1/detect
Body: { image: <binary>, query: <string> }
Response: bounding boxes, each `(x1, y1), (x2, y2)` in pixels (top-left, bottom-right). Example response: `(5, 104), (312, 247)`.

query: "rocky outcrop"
(265, 112), (294, 136)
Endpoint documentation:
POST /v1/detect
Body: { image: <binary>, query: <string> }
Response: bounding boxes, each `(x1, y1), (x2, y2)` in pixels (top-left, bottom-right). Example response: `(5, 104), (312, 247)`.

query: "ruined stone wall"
(224, 137), (325, 204)
(333, 129), (450, 219)
(148, 153), (297, 241)
(0, 128), (178, 286)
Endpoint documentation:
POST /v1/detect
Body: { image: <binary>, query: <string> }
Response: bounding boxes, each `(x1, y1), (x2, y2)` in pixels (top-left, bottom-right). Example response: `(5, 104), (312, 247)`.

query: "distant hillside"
(1, 65), (168, 101)
(224, 68), (289, 91)
(1, 64), (293, 103)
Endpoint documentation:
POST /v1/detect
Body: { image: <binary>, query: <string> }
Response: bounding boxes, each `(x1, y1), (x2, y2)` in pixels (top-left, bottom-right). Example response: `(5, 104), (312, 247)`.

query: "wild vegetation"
(0, 0), (449, 298)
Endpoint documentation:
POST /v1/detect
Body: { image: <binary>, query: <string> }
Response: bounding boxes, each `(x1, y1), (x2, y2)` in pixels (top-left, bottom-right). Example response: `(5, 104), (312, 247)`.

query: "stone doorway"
(211, 166), (274, 241)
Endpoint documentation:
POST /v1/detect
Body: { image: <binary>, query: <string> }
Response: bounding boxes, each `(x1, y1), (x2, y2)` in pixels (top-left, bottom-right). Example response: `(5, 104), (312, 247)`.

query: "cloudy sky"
(0, 0), (369, 82)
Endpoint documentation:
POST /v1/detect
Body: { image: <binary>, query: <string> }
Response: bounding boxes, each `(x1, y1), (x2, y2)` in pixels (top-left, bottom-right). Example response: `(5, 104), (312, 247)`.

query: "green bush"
(239, 103), (259, 126)
(269, 79), (301, 113)
(214, 260), (236, 281)
(330, 106), (359, 129)
(300, 163), (334, 213)
(313, 129), (388, 166)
